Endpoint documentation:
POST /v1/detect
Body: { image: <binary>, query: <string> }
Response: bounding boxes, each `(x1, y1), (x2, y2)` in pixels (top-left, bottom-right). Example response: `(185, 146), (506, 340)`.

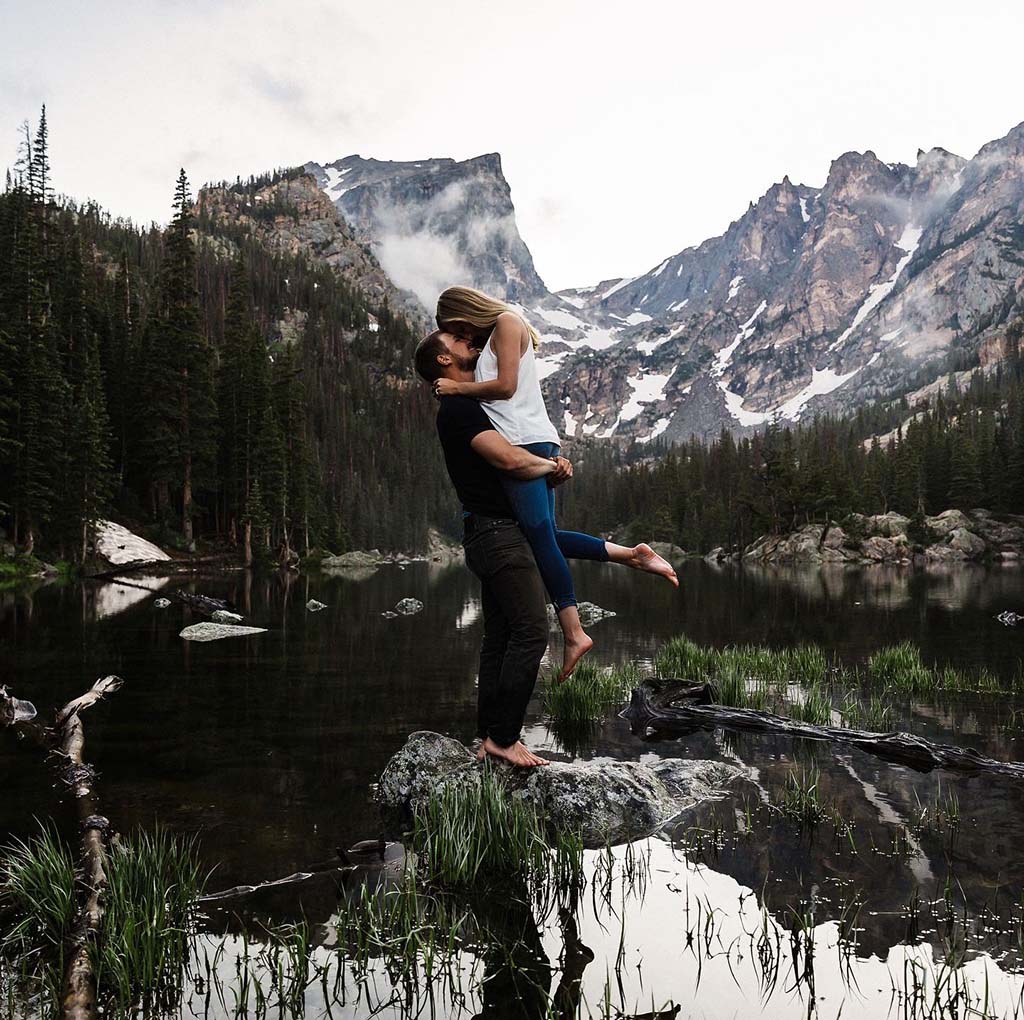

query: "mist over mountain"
(300, 122), (1024, 444)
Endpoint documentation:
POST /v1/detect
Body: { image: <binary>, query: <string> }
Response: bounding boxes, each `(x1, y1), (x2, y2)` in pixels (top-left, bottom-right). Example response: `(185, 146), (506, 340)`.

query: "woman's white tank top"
(474, 324), (560, 446)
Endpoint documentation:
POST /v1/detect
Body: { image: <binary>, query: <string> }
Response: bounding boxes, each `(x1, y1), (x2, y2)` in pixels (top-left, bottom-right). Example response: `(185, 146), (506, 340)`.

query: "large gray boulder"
(649, 541), (687, 564)
(377, 731), (743, 847)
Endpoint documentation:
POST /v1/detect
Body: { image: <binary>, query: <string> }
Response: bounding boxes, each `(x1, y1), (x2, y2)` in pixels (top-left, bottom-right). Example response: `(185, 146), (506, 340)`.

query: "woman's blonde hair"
(436, 285), (541, 351)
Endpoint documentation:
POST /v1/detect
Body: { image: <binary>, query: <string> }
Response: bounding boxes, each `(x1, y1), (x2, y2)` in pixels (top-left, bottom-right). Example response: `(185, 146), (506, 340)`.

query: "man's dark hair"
(414, 329), (448, 383)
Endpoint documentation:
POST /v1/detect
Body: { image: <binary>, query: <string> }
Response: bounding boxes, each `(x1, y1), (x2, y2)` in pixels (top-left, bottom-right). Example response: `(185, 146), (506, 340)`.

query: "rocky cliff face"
(303, 154), (549, 311)
(545, 123), (1024, 442)
(197, 173), (422, 321)
(283, 122), (1024, 444)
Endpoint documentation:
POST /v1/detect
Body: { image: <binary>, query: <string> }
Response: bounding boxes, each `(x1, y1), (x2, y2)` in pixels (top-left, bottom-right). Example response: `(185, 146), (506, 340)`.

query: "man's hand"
(433, 378), (461, 398)
(548, 456), (573, 486)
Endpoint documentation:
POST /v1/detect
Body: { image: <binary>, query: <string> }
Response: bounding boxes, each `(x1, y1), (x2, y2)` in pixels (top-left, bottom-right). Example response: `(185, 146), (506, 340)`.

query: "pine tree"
(71, 331), (114, 559)
(947, 429), (981, 510)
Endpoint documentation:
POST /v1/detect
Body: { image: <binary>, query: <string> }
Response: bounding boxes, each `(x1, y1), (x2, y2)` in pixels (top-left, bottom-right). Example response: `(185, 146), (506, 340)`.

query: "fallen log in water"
(1, 676), (124, 1020)
(622, 679), (1024, 779)
(56, 675), (123, 1020)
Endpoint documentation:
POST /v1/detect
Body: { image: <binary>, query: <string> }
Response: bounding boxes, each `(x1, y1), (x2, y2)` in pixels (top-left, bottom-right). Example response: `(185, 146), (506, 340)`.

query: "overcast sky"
(3, 0), (1023, 290)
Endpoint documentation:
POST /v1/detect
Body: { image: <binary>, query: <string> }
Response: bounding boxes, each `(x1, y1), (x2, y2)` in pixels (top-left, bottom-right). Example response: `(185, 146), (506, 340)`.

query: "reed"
(91, 826), (205, 1012)
(1, 824), (205, 1016)
(544, 660), (638, 728)
(412, 767), (551, 888)
(0, 827), (77, 956)
(778, 768), (827, 826)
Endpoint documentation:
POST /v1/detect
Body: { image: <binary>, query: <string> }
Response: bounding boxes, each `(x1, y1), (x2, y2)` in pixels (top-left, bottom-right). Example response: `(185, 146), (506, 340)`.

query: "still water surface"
(2, 560), (1023, 1016)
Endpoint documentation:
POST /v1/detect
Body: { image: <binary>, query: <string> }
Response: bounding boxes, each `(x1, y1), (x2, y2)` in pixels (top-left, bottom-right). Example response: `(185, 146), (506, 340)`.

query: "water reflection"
(1, 560), (1023, 982)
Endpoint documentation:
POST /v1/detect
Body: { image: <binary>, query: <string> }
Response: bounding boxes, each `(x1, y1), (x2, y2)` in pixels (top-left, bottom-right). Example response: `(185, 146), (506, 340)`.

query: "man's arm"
(470, 430), (557, 480)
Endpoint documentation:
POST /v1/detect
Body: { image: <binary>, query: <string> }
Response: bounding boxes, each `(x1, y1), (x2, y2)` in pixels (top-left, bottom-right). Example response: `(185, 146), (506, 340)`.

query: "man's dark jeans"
(463, 516), (549, 749)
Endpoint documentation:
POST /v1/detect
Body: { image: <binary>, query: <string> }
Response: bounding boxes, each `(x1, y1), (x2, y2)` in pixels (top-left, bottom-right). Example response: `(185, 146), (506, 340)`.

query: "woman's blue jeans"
(501, 442), (609, 611)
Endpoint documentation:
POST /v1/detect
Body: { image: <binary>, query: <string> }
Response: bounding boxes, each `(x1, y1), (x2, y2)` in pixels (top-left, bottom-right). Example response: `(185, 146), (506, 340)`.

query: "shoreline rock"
(377, 731), (744, 848)
(742, 509), (1024, 566)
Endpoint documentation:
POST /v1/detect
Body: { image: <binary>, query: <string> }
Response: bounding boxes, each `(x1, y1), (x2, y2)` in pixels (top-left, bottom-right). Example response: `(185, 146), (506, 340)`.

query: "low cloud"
(376, 232), (473, 311)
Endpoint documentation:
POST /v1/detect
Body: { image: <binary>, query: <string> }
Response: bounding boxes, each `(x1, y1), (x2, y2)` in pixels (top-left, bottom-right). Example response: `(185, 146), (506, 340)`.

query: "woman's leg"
(551, 477), (677, 584)
(502, 443), (592, 680)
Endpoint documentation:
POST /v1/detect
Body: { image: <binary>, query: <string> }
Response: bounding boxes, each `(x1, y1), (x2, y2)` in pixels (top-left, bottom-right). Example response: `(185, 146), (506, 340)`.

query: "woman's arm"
(435, 313), (523, 398)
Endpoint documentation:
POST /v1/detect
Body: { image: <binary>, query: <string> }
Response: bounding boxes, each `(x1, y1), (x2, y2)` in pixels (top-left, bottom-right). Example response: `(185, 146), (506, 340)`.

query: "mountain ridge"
(287, 121), (1024, 444)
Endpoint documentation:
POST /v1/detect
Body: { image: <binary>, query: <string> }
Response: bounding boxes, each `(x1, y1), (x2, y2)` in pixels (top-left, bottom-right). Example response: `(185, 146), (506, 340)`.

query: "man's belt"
(463, 513), (518, 538)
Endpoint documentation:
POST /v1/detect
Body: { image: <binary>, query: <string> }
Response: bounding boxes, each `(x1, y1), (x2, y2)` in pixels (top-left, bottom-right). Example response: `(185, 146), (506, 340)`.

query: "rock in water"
(548, 601), (616, 629)
(394, 598), (424, 616)
(997, 611), (1023, 627)
(649, 541), (687, 563)
(179, 623), (267, 642)
(0, 695), (37, 726)
(153, 598), (171, 609)
(380, 610), (399, 619)
(378, 731), (743, 847)
(306, 599), (327, 612)
(211, 609), (244, 624)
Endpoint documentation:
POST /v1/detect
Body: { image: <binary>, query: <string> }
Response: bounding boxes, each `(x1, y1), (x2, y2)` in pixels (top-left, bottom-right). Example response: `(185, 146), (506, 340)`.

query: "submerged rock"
(306, 599), (327, 612)
(649, 541), (687, 563)
(322, 550), (382, 570)
(0, 694), (37, 726)
(547, 601), (617, 629)
(394, 598), (424, 616)
(153, 597), (171, 609)
(179, 622), (267, 642)
(997, 611), (1023, 627)
(378, 731), (743, 847)
(211, 609), (244, 624)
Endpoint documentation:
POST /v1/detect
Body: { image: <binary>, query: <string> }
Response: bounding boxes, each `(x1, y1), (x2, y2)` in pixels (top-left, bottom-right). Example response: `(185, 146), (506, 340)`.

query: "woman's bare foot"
(559, 632), (594, 682)
(630, 543), (679, 587)
(481, 736), (549, 767)
(556, 605), (594, 682)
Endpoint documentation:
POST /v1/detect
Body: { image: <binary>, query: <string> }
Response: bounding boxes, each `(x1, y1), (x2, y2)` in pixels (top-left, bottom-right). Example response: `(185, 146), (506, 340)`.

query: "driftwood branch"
(622, 679), (1024, 779)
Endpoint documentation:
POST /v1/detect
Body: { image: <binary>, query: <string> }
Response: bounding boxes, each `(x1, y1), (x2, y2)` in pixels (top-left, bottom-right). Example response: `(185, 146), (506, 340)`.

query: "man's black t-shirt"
(436, 396), (516, 517)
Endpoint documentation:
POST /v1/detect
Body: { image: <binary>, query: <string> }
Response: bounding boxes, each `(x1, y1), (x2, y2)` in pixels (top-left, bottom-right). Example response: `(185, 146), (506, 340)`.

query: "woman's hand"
(548, 456), (574, 486)
(433, 378), (462, 398)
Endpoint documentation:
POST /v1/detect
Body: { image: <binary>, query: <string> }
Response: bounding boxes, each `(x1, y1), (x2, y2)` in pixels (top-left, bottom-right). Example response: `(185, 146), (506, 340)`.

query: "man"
(414, 329), (573, 768)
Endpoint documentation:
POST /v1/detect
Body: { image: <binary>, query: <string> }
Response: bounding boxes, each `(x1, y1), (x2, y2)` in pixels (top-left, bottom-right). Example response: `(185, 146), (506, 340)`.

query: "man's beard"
(452, 350), (480, 373)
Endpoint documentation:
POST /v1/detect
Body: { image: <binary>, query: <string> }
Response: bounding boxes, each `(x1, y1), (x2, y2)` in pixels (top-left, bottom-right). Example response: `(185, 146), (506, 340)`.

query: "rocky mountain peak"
(303, 152), (548, 310)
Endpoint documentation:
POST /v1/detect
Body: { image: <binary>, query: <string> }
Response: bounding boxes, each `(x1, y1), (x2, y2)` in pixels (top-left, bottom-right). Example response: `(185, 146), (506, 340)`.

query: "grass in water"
(543, 660), (638, 727)
(0, 827), (77, 956)
(91, 827), (205, 1012)
(0, 824), (205, 1016)
(778, 768), (827, 827)
(411, 767), (582, 892)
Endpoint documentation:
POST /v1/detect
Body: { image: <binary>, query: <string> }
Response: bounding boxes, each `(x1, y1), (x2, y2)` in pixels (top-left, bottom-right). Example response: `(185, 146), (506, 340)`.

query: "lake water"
(2, 560), (1024, 1017)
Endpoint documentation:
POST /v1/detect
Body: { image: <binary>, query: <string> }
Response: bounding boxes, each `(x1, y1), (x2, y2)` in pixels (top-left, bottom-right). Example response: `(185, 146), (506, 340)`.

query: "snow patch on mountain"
(712, 300), (767, 377)
(600, 277), (634, 300)
(535, 306), (588, 330)
(619, 371), (672, 423)
(727, 275), (743, 301)
(828, 223), (924, 353)
(720, 358), (874, 427)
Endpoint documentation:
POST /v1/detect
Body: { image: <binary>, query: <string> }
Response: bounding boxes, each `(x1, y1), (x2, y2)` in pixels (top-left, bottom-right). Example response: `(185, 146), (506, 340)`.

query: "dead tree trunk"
(622, 679), (1024, 779)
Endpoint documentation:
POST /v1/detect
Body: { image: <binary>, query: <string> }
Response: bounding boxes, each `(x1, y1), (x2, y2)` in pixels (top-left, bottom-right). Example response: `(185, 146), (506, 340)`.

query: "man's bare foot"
(475, 741), (486, 762)
(630, 543), (679, 587)
(559, 631), (594, 682)
(481, 736), (549, 767)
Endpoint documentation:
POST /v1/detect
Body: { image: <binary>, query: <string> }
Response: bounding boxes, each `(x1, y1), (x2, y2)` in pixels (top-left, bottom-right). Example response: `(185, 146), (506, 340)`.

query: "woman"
(433, 285), (678, 681)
